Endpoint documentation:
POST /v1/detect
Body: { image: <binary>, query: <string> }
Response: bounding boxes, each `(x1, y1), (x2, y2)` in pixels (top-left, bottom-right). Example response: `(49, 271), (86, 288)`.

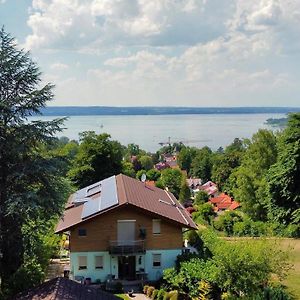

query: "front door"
(118, 256), (136, 280)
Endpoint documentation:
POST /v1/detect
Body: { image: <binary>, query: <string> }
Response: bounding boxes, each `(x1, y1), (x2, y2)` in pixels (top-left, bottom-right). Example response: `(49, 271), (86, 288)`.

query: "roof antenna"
(141, 173), (147, 187)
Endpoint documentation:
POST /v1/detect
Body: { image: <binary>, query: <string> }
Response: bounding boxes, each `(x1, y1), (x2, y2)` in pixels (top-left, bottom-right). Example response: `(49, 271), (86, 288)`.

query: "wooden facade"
(69, 205), (183, 252)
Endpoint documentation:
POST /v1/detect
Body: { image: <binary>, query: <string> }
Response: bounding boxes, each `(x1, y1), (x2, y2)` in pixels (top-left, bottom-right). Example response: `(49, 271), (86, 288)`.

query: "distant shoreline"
(40, 106), (300, 116)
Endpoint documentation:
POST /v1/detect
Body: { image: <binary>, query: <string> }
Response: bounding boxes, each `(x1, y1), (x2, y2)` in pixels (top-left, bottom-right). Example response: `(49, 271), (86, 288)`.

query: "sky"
(0, 0), (300, 107)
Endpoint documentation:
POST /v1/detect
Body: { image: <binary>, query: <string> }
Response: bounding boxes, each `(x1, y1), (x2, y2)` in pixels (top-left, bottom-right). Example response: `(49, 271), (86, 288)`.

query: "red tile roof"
(56, 174), (197, 233)
(228, 201), (240, 210)
(208, 193), (240, 211)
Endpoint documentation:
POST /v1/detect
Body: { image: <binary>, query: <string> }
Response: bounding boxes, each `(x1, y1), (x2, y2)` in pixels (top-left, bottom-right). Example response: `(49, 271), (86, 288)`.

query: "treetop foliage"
(0, 28), (69, 296)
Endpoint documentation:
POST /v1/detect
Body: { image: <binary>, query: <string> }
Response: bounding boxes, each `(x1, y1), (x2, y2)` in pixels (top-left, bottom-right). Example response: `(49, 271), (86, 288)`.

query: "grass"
(115, 294), (131, 300)
(223, 237), (300, 299)
(280, 239), (300, 299)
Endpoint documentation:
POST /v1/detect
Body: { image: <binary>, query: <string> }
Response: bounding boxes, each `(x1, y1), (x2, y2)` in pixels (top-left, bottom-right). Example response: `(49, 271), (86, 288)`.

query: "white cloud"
(50, 62), (69, 71)
(23, 0), (300, 106)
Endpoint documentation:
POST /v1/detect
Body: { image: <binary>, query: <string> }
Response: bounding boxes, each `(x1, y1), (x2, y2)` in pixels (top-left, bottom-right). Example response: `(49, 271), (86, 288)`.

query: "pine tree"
(0, 28), (64, 289)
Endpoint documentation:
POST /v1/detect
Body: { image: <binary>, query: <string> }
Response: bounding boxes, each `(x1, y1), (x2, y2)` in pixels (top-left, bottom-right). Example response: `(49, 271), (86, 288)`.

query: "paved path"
(127, 293), (149, 300)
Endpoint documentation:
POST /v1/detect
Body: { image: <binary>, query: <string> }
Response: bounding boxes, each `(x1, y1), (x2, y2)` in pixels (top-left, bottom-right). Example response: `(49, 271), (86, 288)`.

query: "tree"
(122, 161), (136, 178)
(139, 155), (153, 171)
(230, 130), (278, 220)
(213, 211), (243, 236)
(211, 140), (245, 190)
(194, 190), (209, 206)
(136, 169), (146, 180)
(146, 169), (161, 181)
(191, 147), (213, 182)
(68, 132), (123, 188)
(0, 28), (66, 292)
(159, 168), (183, 198)
(179, 178), (191, 204)
(127, 143), (140, 156)
(193, 203), (216, 225)
(177, 147), (197, 174)
(266, 113), (300, 224)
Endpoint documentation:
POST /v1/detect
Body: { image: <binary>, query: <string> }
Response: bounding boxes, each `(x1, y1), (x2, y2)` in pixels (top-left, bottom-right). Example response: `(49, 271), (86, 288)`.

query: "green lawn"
(281, 239), (300, 299)
(223, 237), (300, 299)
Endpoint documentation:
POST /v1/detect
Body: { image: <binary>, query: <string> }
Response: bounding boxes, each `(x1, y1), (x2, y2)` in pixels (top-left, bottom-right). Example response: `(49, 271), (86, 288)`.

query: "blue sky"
(1, 0), (300, 107)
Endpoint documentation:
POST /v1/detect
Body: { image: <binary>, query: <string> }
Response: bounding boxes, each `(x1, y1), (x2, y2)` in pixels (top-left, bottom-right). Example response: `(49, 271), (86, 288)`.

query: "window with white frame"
(78, 256), (87, 270)
(95, 256), (104, 269)
(152, 219), (161, 234)
(152, 253), (161, 268)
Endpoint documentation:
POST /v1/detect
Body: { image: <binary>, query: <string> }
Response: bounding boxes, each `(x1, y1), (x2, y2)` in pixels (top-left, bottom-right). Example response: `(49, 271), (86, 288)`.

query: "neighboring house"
(186, 178), (202, 194)
(154, 161), (170, 170)
(199, 181), (218, 197)
(15, 277), (119, 300)
(56, 174), (197, 283)
(208, 192), (240, 213)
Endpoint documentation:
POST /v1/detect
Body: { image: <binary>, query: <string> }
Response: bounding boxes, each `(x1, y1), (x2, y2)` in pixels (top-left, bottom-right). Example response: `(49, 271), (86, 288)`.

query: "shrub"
(284, 224), (300, 238)
(168, 290), (179, 300)
(157, 289), (167, 300)
(143, 285), (149, 294)
(214, 211), (243, 236)
(7, 258), (45, 295)
(151, 289), (159, 299)
(163, 292), (170, 300)
(263, 284), (292, 300)
(147, 286), (155, 298)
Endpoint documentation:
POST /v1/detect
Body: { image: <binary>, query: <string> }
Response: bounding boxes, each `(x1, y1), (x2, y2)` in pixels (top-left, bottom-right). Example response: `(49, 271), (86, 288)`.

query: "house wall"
(69, 205), (183, 252)
(70, 249), (182, 282)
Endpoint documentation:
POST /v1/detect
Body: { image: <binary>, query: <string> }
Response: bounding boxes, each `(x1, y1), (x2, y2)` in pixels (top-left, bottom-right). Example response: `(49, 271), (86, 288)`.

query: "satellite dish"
(141, 173), (147, 183)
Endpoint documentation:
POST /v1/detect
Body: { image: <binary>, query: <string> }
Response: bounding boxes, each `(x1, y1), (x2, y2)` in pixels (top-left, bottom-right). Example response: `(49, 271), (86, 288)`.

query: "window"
(78, 256), (87, 270)
(152, 219), (161, 234)
(78, 228), (87, 236)
(152, 254), (161, 268)
(95, 256), (104, 269)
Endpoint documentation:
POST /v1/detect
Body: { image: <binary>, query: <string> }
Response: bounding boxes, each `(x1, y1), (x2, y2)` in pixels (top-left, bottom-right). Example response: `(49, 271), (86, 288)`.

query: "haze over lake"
(30, 113), (286, 152)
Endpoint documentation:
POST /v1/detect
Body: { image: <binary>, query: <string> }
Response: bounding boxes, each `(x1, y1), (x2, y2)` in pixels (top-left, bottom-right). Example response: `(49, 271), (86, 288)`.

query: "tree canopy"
(0, 28), (68, 294)
(266, 113), (300, 224)
(68, 131), (123, 188)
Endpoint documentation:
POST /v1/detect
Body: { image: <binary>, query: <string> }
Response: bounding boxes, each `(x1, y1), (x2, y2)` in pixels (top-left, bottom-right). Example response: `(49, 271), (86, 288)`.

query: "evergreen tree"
(0, 28), (65, 290)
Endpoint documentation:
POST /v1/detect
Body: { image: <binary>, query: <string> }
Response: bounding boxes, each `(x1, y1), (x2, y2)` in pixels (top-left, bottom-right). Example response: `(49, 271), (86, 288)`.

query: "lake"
(29, 113), (285, 152)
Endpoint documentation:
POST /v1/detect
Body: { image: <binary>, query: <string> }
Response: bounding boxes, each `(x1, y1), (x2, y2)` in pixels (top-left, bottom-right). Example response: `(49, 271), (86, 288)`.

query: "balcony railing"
(109, 240), (145, 255)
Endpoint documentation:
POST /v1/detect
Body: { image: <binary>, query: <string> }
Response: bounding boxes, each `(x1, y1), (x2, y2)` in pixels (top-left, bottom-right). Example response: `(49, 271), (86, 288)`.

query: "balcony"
(109, 240), (145, 255)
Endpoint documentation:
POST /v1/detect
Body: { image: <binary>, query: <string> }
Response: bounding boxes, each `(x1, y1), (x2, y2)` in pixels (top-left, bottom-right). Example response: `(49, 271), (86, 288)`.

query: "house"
(56, 174), (197, 283)
(186, 178), (202, 194)
(154, 161), (170, 170)
(14, 277), (119, 300)
(208, 192), (240, 213)
(199, 181), (218, 197)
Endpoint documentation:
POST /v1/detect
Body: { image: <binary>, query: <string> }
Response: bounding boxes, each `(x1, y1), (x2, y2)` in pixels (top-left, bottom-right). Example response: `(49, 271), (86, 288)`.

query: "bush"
(168, 290), (179, 300)
(7, 258), (45, 295)
(147, 286), (155, 298)
(151, 289), (159, 299)
(143, 285), (149, 294)
(157, 289), (167, 300)
(214, 211), (243, 236)
(263, 284), (292, 300)
(284, 224), (300, 238)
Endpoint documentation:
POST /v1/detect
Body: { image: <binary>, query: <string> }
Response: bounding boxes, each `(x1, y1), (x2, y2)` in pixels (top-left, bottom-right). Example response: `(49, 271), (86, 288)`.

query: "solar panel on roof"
(99, 175), (118, 211)
(81, 175), (118, 219)
(86, 181), (101, 197)
(81, 196), (101, 219)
